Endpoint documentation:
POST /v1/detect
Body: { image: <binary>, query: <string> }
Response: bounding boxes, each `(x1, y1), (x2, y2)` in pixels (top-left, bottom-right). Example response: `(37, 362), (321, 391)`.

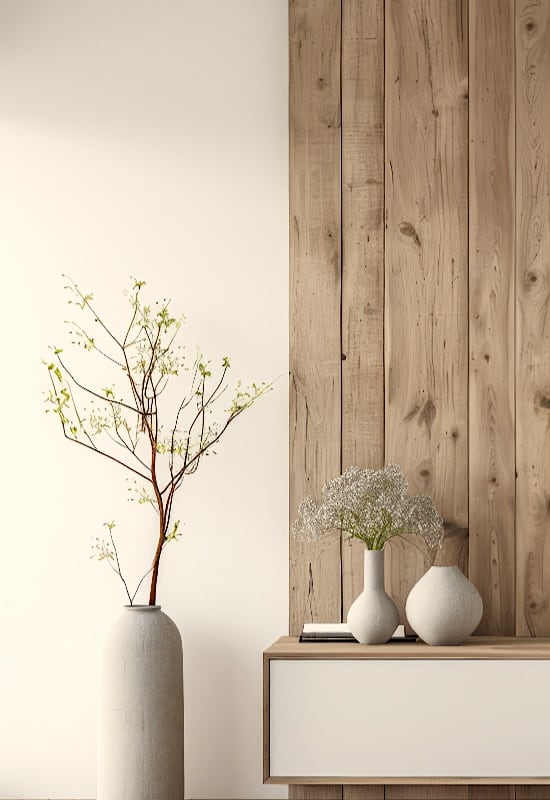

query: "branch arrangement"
(45, 276), (270, 605)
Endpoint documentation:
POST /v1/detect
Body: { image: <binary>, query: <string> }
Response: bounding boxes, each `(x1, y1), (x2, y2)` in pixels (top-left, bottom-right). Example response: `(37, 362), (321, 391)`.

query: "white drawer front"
(269, 659), (550, 778)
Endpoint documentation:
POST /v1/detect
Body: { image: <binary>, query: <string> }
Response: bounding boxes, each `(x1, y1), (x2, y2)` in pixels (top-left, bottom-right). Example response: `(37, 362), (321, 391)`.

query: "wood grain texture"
(288, 1), (550, 796)
(515, 0), (550, 636)
(289, 0), (342, 637)
(265, 636), (550, 659)
(341, 0), (385, 617)
(386, 787), (467, 799)
(344, 786), (385, 800)
(434, 522), (469, 573)
(289, 787), (343, 800)
(289, 4), (342, 797)
(468, 0), (516, 635)
(384, 0), (469, 620)
(517, 787), (550, 799)
(467, 789), (515, 800)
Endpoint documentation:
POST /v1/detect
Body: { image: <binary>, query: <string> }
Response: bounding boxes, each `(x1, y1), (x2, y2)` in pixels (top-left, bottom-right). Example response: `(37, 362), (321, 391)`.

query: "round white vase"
(405, 566), (483, 646)
(97, 605), (184, 800)
(347, 549), (399, 644)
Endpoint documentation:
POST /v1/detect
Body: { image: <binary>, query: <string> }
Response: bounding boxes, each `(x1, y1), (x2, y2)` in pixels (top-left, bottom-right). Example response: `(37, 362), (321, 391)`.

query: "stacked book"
(299, 622), (412, 643)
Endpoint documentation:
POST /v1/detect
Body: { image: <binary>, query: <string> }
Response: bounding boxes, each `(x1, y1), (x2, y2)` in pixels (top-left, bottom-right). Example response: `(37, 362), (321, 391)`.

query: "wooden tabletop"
(265, 636), (550, 660)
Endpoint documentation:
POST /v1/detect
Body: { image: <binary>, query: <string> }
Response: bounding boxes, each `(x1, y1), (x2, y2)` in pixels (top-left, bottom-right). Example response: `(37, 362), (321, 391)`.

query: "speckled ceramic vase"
(346, 549), (399, 644)
(97, 605), (184, 800)
(405, 565), (483, 646)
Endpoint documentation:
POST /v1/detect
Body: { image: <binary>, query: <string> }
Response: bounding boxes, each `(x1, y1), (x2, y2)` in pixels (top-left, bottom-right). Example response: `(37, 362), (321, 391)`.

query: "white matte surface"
(98, 607), (184, 800)
(270, 659), (550, 778)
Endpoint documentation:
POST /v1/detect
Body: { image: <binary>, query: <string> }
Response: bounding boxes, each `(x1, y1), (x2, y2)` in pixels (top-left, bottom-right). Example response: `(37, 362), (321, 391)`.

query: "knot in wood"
(534, 392), (550, 410)
(398, 221), (421, 248)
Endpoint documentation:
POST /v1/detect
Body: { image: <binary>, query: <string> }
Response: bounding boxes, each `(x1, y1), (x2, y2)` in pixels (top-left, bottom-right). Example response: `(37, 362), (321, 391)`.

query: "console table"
(263, 637), (550, 786)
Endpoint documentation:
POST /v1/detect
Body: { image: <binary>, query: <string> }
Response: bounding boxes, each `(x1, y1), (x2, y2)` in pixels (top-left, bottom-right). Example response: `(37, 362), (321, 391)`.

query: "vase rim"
(123, 604), (161, 610)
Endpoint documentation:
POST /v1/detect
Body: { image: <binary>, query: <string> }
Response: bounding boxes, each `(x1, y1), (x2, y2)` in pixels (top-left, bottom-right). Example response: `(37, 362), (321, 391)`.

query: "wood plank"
(289, 0), (342, 640)
(386, 788), (517, 800)
(290, 787), (342, 800)
(515, 0), (550, 636)
(341, 0), (385, 617)
(468, 0), (516, 635)
(384, 0), (469, 622)
(434, 522), (469, 573)
(344, 786), (385, 800)
(265, 635), (550, 659)
(289, 6), (342, 799)
(387, 787), (466, 800)
(517, 787), (550, 799)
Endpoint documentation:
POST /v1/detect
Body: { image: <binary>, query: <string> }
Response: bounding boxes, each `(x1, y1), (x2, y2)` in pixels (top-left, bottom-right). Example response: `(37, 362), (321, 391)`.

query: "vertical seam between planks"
(467, 0), (471, 579)
(383, 0), (388, 470)
(288, 0), (295, 638)
(381, 0), (387, 468)
(513, 0), (518, 637)
(339, 0), (344, 626)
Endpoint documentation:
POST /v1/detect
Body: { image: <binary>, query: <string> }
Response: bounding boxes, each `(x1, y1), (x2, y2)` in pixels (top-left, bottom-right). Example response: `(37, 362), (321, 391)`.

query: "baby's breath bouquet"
(292, 465), (443, 551)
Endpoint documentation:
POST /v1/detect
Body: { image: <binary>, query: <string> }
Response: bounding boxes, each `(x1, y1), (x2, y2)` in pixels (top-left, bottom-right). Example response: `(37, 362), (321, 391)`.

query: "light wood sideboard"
(263, 637), (550, 786)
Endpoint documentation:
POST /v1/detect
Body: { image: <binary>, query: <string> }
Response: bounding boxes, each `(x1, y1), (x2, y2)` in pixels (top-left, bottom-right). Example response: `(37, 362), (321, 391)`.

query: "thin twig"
(108, 528), (133, 605)
(57, 355), (144, 415)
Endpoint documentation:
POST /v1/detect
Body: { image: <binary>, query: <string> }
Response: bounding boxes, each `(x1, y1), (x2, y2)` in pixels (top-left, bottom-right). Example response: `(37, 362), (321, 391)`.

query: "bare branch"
(66, 320), (124, 367)
(170, 359), (200, 474)
(48, 277), (269, 607)
(108, 527), (133, 605)
(59, 425), (151, 482)
(167, 406), (244, 495)
(123, 282), (143, 346)
(64, 275), (125, 352)
(57, 355), (144, 416)
(130, 566), (154, 604)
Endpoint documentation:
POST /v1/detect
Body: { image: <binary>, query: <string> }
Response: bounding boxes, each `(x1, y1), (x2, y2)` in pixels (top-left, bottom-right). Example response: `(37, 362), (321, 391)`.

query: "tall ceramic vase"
(347, 549), (399, 644)
(405, 565), (483, 645)
(98, 605), (184, 800)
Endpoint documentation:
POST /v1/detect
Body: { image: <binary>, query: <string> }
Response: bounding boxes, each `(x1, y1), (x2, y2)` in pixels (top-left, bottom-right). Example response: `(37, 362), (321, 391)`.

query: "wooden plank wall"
(515, 0), (550, 637)
(341, 0), (386, 617)
(289, 0), (342, 637)
(384, 0), (470, 619)
(289, 0), (550, 798)
(468, 0), (516, 636)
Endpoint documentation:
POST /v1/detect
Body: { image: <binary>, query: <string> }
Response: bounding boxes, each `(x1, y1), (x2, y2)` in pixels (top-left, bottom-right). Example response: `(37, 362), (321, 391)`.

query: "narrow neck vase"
(346, 548), (399, 644)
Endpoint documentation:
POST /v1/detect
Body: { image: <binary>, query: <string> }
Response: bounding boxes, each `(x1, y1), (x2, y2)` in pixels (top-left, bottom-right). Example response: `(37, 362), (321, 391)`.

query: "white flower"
(292, 465), (443, 551)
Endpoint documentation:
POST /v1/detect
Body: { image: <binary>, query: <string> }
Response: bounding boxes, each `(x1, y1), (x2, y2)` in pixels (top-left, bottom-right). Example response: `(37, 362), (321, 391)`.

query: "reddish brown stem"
(148, 513), (165, 605)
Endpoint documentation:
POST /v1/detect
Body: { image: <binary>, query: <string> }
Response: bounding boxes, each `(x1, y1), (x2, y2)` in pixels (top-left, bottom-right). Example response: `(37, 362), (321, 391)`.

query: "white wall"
(0, 2), (288, 798)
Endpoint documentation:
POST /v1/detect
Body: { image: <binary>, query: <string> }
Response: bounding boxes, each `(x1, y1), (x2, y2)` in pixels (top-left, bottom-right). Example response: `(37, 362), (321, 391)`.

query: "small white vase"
(97, 605), (184, 800)
(346, 549), (399, 644)
(405, 566), (483, 646)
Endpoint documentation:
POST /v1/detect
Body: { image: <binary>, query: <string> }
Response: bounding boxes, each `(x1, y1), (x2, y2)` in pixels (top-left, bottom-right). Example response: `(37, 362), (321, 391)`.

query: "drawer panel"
(269, 659), (550, 779)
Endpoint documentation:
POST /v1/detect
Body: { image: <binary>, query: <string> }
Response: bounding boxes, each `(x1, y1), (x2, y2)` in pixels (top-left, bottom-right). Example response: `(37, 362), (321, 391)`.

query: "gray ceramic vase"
(347, 548), (399, 644)
(405, 565), (483, 646)
(97, 605), (184, 800)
